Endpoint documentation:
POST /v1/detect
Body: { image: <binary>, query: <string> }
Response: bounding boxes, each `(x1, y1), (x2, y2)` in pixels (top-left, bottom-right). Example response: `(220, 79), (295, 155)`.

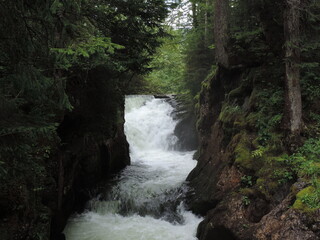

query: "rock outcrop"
(170, 95), (198, 151)
(0, 67), (130, 240)
(50, 67), (130, 239)
(187, 67), (320, 240)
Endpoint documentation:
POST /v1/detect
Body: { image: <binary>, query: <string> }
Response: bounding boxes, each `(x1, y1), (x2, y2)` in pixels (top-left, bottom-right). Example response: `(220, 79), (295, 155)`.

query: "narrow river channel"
(64, 95), (202, 240)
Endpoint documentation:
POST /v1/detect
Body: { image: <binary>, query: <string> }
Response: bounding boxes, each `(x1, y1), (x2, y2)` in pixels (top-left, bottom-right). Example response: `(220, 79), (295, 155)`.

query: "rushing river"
(64, 95), (202, 240)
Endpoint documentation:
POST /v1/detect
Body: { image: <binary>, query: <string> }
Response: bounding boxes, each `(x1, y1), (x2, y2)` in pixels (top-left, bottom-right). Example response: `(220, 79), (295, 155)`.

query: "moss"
(219, 102), (246, 147)
(267, 134), (285, 154)
(239, 188), (255, 196)
(228, 85), (246, 100)
(292, 186), (320, 211)
(219, 103), (243, 124)
(196, 114), (204, 131)
(248, 88), (259, 109)
(267, 181), (280, 192)
(293, 199), (310, 211)
(203, 66), (217, 86)
(201, 68), (217, 91)
(235, 144), (252, 169)
(201, 79), (211, 91)
(233, 132), (263, 171)
(256, 178), (267, 193)
(234, 115), (246, 128)
(256, 178), (265, 186)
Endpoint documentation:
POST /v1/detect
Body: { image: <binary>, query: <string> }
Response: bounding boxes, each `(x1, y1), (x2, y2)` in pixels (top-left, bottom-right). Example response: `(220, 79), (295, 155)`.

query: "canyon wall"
(187, 65), (320, 239)
(0, 67), (130, 240)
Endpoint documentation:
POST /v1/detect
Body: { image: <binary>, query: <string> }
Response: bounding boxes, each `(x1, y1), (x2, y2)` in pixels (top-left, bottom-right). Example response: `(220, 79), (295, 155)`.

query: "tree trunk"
(204, 0), (209, 46)
(284, 0), (302, 136)
(192, 2), (198, 28)
(214, 0), (229, 67)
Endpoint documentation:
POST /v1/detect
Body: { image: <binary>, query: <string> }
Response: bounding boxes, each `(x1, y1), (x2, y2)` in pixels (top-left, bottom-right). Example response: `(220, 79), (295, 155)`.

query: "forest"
(0, 0), (320, 239)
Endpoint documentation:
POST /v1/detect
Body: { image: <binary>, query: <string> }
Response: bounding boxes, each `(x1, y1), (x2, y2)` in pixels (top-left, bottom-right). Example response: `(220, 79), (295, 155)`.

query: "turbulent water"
(64, 95), (202, 240)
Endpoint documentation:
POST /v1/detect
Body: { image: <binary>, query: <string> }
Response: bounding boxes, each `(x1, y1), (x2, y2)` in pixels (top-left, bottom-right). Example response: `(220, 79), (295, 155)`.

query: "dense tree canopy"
(0, 0), (168, 169)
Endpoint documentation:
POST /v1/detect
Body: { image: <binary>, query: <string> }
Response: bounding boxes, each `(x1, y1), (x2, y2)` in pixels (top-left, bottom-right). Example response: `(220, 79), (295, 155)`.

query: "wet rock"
(174, 113), (198, 151)
(196, 194), (254, 240)
(186, 121), (242, 215)
(154, 94), (172, 99)
(50, 67), (131, 239)
(170, 95), (198, 151)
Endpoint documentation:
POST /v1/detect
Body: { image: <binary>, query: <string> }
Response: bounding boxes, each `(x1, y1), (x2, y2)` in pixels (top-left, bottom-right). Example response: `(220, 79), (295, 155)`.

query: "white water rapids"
(64, 95), (202, 240)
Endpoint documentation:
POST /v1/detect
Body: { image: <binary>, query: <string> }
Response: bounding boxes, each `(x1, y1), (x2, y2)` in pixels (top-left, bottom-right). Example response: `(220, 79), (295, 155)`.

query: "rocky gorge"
(1, 1), (320, 239)
(186, 66), (320, 240)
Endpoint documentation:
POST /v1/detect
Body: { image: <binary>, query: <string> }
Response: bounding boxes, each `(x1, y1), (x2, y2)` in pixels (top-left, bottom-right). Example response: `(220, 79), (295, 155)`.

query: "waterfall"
(64, 95), (202, 240)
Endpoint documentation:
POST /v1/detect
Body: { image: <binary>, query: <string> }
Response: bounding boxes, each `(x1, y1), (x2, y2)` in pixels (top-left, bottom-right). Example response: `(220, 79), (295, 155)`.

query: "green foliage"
(183, 7), (215, 96)
(299, 139), (320, 162)
(231, 27), (269, 61)
(143, 29), (187, 94)
(251, 146), (266, 158)
(242, 196), (251, 206)
(309, 112), (320, 126)
(274, 139), (320, 181)
(0, 0), (170, 164)
(272, 169), (294, 184)
(293, 185), (320, 211)
(229, 0), (284, 64)
(248, 73), (284, 145)
(270, 139), (320, 209)
(294, 142), (320, 179)
(234, 133), (256, 170)
(219, 103), (243, 123)
(301, 62), (320, 103)
(51, 37), (125, 70)
(87, 0), (169, 74)
(301, 1), (320, 106)
(241, 175), (254, 187)
(191, 0), (320, 214)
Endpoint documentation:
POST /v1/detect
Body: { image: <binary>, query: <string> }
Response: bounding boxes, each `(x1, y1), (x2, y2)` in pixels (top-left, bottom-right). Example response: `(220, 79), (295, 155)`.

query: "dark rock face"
(169, 95), (198, 151)
(187, 67), (320, 240)
(50, 122), (130, 240)
(50, 67), (130, 239)
(154, 94), (172, 99)
(174, 114), (198, 151)
(0, 66), (130, 240)
(196, 191), (319, 240)
(187, 68), (243, 214)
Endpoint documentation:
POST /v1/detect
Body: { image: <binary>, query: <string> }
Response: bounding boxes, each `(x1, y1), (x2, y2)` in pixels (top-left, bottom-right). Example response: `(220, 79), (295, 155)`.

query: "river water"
(64, 95), (201, 240)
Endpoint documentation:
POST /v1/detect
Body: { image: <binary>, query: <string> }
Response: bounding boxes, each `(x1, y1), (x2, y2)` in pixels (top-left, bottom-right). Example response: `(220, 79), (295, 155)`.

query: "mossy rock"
(293, 186), (320, 212)
(248, 88), (259, 109)
(219, 102), (244, 124)
(233, 132), (263, 171)
(256, 178), (267, 193)
(256, 177), (280, 198)
(234, 115), (246, 128)
(239, 188), (256, 196)
(256, 178), (266, 186)
(245, 112), (259, 130)
(228, 84), (247, 100)
(235, 143), (252, 169)
(267, 181), (280, 193)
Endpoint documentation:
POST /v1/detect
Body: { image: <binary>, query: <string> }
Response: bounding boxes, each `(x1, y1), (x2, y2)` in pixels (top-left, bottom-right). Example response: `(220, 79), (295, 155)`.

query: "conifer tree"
(283, 0), (303, 136)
